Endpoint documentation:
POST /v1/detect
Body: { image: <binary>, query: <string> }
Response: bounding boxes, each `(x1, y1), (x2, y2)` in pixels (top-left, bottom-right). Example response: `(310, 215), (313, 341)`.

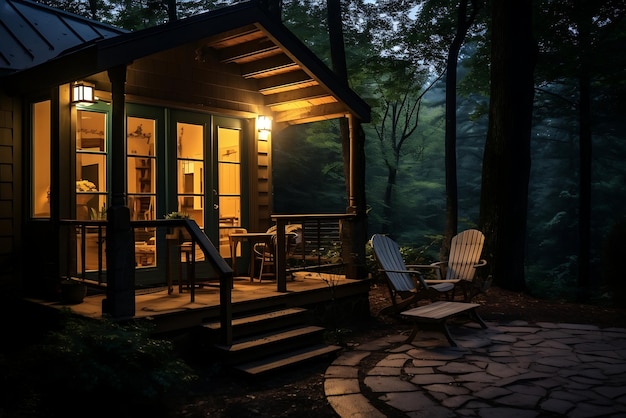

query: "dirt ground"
(173, 283), (626, 417)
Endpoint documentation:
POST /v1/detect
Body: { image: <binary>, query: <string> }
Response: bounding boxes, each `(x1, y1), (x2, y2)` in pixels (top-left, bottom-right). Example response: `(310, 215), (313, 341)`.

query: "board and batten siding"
(125, 45), (266, 117)
(0, 91), (20, 292)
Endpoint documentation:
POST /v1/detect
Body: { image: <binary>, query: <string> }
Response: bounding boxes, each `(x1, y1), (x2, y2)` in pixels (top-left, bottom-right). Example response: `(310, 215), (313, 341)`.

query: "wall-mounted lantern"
(257, 115), (272, 132)
(72, 82), (95, 104)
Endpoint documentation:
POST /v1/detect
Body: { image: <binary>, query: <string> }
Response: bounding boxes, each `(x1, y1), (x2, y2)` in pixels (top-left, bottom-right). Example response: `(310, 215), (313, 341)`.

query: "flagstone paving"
(324, 320), (626, 417)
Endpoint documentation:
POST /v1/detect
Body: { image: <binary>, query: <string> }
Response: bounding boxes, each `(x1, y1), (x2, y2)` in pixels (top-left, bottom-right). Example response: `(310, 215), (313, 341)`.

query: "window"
(176, 122), (204, 228)
(127, 117), (156, 221)
(31, 101), (51, 218)
(76, 110), (107, 220)
(217, 127), (242, 256)
(127, 117), (157, 267)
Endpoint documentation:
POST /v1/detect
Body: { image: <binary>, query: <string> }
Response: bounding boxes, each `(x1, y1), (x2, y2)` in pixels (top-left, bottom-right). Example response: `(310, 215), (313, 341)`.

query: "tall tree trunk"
(327, 0), (351, 198)
(442, 0), (479, 259)
(327, 0), (368, 278)
(259, 0), (283, 18)
(575, 0), (592, 298)
(479, 1), (536, 291)
(382, 164), (398, 234)
(165, 0), (177, 22)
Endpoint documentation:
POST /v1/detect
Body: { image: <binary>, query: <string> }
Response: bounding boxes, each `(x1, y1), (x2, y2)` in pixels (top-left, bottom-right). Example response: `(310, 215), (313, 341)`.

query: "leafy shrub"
(8, 311), (197, 417)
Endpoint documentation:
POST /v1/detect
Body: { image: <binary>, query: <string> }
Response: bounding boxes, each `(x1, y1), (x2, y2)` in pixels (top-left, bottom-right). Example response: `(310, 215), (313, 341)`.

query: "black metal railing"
(272, 213), (356, 292)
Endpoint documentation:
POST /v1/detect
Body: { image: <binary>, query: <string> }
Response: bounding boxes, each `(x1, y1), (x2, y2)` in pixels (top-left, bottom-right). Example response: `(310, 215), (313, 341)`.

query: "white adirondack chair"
(413, 229), (489, 301)
(370, 234), (455, 315)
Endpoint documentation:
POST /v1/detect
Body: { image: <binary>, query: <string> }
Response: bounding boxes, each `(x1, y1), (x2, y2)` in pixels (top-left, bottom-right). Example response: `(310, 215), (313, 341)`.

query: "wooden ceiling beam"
(264, 85), (329, 107)
(257, 70), (316, 94)
(218, 39), (280, 64)
(240, 54), (298, 78)
(202, 25), (263, 49)
(273, 102), (350, 124)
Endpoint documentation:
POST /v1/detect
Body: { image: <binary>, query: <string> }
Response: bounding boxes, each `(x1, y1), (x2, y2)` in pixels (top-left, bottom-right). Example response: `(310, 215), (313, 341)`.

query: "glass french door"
(75, 104), (110, 273)
(216, 125), (243, 258)
(176, 121), (205, 228)
(127, 114), (158, 268)
(171, 112), (245, 259)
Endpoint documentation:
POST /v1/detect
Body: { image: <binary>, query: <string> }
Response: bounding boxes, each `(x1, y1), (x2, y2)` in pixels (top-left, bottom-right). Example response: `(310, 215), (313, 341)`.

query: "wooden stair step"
(214, 325), (325, 354)
(203, 307), (307, 331)
(234, 344), (342, 376)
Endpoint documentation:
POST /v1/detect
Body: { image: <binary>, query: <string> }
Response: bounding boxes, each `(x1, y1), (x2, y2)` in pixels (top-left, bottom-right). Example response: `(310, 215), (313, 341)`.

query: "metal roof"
(0, 0), (370, 124)
(0, 0), (126, 74)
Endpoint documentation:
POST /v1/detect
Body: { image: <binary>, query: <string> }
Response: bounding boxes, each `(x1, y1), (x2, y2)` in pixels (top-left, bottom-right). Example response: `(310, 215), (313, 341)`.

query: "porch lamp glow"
(257, 115), (272, 132)
(72, 82), (95, 104)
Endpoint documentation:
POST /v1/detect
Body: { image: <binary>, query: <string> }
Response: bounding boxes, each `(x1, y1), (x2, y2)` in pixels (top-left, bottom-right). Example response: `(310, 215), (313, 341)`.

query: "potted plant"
(59, 278), (87, 304)
(165, 211), (191, 240)
(76, 179), (97, 205)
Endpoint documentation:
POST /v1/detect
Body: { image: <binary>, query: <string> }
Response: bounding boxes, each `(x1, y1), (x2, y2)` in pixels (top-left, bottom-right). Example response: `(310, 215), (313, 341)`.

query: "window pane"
(177, 123), (203, 159)
(32, 101), (51, 218)
(177, 122), (204, 228)
(77, 111), (106, 151)
(127, 117), (157, 267)
(217, 127), (241, 257)
(76, 110), (107, 221)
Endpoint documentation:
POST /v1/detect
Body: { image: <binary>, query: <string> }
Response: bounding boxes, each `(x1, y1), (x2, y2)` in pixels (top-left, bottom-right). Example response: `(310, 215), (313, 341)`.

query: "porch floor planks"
(58, 274), (351, 319)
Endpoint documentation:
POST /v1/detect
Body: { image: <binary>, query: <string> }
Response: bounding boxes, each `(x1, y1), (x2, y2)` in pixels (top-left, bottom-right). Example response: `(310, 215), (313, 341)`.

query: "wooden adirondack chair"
(413, 229), (489, 301)
(370, 234), (455, 316)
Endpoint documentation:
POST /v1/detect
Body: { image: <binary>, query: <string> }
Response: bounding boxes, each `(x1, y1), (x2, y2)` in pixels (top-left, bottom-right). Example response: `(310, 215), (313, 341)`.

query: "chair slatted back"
(446, 229), (485, 281)
(371, 234), (418, 293)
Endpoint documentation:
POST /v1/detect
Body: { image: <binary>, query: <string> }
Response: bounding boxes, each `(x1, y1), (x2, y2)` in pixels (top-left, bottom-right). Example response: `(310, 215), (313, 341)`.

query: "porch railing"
(60, 214), (354, 345)
(272, 213), (356, 292)
(60, 218), (235, 343)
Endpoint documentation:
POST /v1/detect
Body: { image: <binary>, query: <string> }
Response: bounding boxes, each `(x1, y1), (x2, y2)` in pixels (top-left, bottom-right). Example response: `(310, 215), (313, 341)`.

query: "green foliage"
(41, 0), (626, 300)
(165, 210), (190, 219)
(7, 312), (197, 416)
(366, 234), (442, 282)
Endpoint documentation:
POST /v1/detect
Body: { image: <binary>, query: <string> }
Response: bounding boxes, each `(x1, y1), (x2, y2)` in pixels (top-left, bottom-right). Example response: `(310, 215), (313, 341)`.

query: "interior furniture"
(229, 232), (275, 281)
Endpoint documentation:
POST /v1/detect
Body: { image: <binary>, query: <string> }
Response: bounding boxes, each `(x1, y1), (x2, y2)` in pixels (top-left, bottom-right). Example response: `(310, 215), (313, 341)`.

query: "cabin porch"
(30, 271), (371, 335)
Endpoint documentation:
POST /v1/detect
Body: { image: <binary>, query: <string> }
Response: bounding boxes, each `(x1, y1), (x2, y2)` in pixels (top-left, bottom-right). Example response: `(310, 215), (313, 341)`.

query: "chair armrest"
(424, 279), (461, 284)
(406, 264), (440, 269)
(474, 259), (487, 268)
(378, 268), (430, 289)
(406, 263), (444, 280)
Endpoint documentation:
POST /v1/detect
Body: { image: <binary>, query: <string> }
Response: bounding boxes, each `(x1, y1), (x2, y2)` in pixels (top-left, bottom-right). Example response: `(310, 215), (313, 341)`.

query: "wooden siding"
(124, 45), (267, 116)
(0, 92), (18, 291)
(256, 135), (272, 230)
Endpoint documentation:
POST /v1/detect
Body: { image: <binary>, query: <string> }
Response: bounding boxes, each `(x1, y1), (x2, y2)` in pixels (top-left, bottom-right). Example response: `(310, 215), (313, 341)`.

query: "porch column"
(104, 65), (135, 318)
(346, 114), (368, 280)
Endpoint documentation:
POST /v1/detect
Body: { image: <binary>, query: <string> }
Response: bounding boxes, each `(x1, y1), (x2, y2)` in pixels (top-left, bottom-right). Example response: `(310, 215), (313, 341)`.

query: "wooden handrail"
(60, 218), (234, 345)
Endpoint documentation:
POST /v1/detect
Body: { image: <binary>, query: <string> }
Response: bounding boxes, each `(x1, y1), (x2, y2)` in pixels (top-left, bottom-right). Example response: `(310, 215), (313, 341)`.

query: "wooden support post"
(103, 65), (135, 318)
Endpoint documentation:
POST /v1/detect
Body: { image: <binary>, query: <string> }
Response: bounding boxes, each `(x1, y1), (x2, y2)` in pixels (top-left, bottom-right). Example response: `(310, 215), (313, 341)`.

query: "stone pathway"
(325, 320), (626, 417)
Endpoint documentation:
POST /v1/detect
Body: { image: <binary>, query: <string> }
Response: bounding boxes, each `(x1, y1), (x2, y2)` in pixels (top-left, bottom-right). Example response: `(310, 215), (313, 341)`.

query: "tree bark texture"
(327, 0), (368, 278)
(442, 0), (480, 259)
(479, 1), (536, 291)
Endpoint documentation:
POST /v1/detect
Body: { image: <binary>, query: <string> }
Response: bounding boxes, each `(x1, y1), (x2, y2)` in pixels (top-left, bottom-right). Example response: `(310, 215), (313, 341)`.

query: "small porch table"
(229, 232), (275, 281)
(401, 301), (487, 347)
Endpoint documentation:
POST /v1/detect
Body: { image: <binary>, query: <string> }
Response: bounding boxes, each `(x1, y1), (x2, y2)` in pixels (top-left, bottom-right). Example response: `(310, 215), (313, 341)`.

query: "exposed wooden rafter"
(201, 25), (348, 125)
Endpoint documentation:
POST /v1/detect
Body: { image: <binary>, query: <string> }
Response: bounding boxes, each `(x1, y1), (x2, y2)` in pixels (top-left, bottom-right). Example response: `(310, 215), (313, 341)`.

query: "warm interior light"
(257, 115), (272, 132)
(72, 83), (95, 104)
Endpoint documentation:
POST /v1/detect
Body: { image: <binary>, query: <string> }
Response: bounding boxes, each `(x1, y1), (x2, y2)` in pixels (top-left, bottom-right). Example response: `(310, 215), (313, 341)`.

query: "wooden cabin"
(0, 0), (371, 364)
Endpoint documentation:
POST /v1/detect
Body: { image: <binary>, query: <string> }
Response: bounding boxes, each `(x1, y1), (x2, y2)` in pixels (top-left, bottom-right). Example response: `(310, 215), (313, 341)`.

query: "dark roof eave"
(256, 20), (370, 123)
(2, 1), (370, 122)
